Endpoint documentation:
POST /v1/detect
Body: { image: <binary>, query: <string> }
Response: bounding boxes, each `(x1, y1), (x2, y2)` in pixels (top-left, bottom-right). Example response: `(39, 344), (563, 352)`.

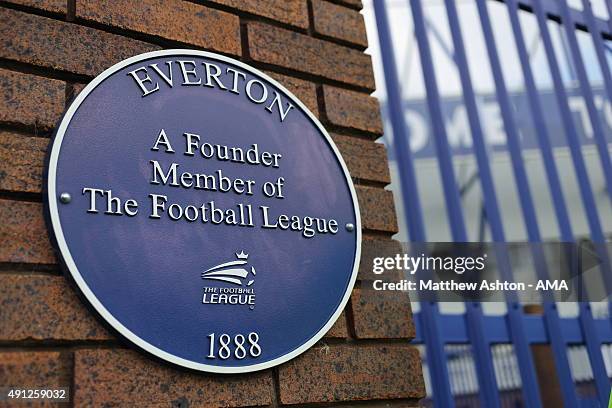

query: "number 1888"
(207, 332), (261, 360)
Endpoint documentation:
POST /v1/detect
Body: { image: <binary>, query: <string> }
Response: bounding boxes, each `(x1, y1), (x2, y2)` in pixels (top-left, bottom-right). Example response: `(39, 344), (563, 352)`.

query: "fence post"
(372, 3), (454, 407)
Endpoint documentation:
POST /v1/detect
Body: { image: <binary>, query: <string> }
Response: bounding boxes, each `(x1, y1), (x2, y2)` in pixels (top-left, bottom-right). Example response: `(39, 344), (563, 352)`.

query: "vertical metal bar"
(530, 0), (606, 261)
(441, 0), (543, 406)
(373, 4), (425, 242)
(463, 303), (500, 405)
(409, 0), (501, 404)
(559, 24), (578, 83)
(582, 0), (612, 103)
(418, 302), (454, 408)
(607, 0), (612, 32)
(504, 4), (591, 406)
(476, 1), (581, 405)
(478, 204), (487, 242)
(409, 0), (467, 239)
(475, 0), (538, 245)
(372, 4), (454, 408)
(577, 301), (611, 405)
(505, 0), (574, 242)
(558, 0), (612, 200)
(531, 1), (611, 405)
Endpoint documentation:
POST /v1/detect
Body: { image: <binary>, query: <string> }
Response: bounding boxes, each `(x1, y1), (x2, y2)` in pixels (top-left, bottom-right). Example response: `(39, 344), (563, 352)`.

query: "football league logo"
(201, 251), (257, 309)
(201, 251), (256, 286)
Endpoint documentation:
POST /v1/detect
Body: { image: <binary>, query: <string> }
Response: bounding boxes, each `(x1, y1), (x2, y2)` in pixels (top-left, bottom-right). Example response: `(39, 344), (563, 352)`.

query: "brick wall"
(0, 1), (425, 406)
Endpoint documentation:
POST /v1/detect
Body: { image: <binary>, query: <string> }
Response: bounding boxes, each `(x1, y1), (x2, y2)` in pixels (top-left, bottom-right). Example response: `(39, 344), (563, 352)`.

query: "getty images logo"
(201, 251), (257, 309)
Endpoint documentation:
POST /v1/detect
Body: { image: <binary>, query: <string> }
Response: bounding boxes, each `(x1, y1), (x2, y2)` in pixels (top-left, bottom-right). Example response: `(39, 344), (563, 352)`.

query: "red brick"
(358, 237), (404, 281)
(312, 0), (368, 48)
(0, 200), (55, 264)
(0, 8), (159, 77)
(77, 0), (240, 55)
(356, 186), (398, 233)
(67, 83), (89, 105)
(318, 403), (419, 408)
(332, 134), (390, 184)
(247, 22), (375, 90)
(278, 344), (425, 404)
(210, 0), (308, 29)
(0, 132), (48, 194)
(0, 274), (111, 341)
(0, 69), (64, 131)
(323, 85), (383, 135)
(264, 71), (318, 115)
(73, 348), (274, 407)
(336, 0), (363, 9)
(3, 0), (65, 13)
(0, 352), (70, 405)
(351, 288), (415, 339)
(324, 310), (348, 338)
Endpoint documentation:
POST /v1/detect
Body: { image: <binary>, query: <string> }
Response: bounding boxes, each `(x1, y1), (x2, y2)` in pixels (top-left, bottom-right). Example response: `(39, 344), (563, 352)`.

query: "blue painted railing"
(373, 0), (612, 406)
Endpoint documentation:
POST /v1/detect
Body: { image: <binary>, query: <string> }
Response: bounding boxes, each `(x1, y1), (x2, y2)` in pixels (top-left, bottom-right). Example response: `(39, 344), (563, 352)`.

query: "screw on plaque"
(59, 192), (72, 204)
(345, 223), (355, 232)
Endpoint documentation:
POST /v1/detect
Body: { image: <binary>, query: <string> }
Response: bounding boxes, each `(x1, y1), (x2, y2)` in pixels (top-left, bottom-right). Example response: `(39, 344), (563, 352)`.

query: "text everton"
(128, 58), (294, 122)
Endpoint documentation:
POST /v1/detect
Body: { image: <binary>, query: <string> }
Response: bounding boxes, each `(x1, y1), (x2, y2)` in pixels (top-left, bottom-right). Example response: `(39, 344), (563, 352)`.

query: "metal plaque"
(46, 50), (361, 373)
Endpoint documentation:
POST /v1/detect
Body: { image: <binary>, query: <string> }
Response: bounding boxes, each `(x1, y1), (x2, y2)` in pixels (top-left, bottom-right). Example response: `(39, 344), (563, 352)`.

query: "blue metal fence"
(373, 0), (612, 406)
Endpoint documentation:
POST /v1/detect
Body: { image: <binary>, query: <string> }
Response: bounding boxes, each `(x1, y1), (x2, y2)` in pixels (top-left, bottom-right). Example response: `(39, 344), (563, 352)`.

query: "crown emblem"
(235, 251), (249, 260)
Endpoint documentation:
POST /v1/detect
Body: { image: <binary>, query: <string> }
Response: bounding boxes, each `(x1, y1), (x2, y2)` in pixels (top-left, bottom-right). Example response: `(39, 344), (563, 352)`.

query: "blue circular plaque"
(46, 50), (361, 373)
